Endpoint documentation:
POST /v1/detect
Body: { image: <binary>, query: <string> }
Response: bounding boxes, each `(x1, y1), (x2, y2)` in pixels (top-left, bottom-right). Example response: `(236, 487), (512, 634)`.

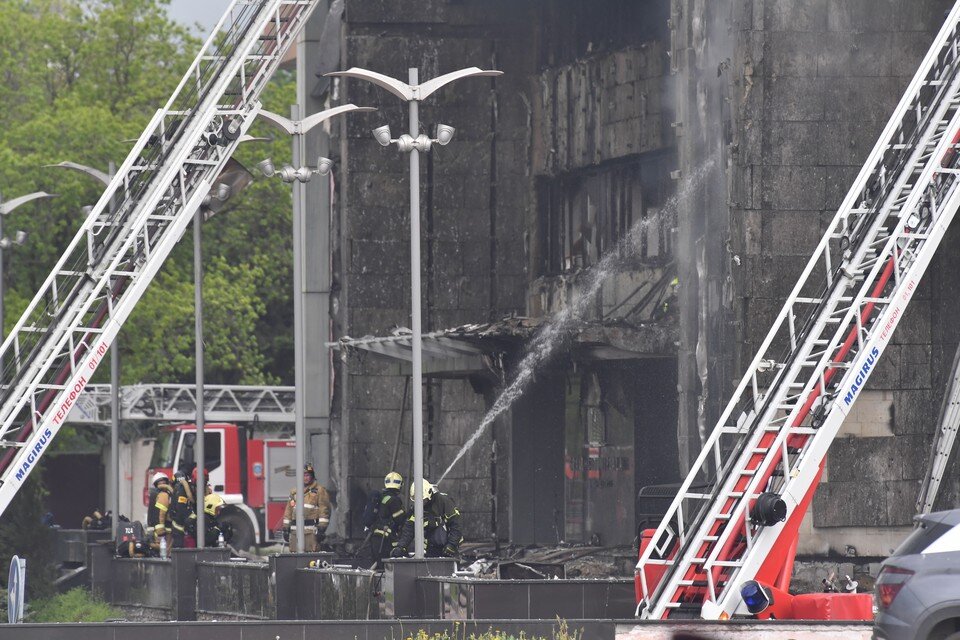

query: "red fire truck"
(143, 423), (297, 549)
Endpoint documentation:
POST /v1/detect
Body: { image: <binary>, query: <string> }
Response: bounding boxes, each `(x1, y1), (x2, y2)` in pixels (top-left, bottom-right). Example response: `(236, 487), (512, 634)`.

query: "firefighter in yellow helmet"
(391, 480), (462, 558)
(282, 463), (332, 552)
(367, 472), (407, 564)
(202, 493), (229, 547)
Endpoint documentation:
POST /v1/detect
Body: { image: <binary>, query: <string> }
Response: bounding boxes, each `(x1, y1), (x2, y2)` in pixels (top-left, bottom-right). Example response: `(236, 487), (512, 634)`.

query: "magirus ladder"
(637, 2), (960, 619)
(917, 340), (960, 514)
(0, 0), (324, 516)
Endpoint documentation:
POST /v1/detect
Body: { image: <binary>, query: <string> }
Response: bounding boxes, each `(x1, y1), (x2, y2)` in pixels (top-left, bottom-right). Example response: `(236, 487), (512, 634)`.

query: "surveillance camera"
(373, 125), (392, 147)
(316, 157), (333, 176)
(14, 230), (27, 245)
(435, 124), (456, 146)
(256, 158), (276, 178)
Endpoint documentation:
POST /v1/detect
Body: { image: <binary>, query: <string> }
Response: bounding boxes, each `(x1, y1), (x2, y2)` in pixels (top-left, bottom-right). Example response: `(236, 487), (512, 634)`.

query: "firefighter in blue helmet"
(391, 480), (462, 558)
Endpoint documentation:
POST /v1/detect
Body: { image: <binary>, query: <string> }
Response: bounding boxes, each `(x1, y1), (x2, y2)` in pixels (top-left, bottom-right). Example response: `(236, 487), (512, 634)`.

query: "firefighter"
(391, 480), (463, 559)
(367, 471), (407, 564)
(169, 470), (197, 548)
(146, 471), (174, 550)
(282, 463), (332, 552)
(653, 276), (679, 321)
(203, 493), (230, 547)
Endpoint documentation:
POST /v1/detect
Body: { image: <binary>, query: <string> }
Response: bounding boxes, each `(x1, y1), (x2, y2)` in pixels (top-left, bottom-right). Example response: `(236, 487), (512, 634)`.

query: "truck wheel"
(219, 512), (254, 551)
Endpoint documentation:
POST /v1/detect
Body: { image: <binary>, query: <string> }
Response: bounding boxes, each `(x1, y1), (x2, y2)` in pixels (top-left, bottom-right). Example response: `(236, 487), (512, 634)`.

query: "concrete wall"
(324, 0), (960, 551)
(335, 0), (532, 538)
(727, 0), (960, 554)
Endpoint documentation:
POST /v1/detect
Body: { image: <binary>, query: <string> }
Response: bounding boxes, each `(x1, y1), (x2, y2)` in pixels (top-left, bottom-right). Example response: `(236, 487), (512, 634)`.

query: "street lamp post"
(0, 191), (56, 382)
(46, 161), (124, 540)
(326, 66), (502, 558)
(256, 103), (374, 550)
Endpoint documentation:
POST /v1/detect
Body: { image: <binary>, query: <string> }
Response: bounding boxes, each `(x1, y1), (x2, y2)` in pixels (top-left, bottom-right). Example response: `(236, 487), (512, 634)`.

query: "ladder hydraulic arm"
(637, 1), (960, 620)
(0, 1), (325, 517)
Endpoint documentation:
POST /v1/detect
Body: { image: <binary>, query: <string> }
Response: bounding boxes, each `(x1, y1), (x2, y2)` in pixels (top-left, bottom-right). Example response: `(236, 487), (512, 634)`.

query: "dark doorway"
(42, 453), (104, 528)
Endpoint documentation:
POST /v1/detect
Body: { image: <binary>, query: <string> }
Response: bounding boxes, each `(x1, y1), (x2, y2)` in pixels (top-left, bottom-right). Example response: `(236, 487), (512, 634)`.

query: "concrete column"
(297, 3), (334, 499)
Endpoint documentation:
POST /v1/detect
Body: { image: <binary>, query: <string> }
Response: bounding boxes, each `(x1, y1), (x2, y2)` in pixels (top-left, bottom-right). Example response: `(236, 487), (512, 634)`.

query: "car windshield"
(150, 431), (177, 469)
(893, 519), (954, 556)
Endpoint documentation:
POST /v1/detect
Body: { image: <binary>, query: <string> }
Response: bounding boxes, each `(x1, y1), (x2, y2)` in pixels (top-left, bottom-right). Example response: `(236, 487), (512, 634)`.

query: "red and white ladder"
(0, 0), (323, 516)
(637, 1), (960, 619)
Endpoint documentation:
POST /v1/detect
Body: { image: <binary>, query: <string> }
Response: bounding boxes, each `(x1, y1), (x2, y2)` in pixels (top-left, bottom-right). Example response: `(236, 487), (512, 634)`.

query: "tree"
(0, 1), (299, 386)
(0, 469), (56, 602)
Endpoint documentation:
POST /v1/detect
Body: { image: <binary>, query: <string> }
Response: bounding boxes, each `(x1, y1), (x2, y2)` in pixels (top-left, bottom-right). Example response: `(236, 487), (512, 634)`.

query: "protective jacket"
(147, 482), (173, 534)
(282, 480), (331, 531)
(394, 492), (462, 557)
(373, 488), (406, 538)
(169, 476), (197, 537)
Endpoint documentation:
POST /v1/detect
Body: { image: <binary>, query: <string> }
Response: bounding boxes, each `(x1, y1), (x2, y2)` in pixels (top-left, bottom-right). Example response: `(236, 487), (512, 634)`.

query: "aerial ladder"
(636, 2), (960, 620)
(917, 341), (960, 514)
(68, 384), (296, 424)
(0, 1), (325, 516)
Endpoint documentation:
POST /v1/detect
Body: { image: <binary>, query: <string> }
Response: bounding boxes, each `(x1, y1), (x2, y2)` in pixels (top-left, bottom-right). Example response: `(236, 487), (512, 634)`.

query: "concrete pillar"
(381, 558), (455, 618)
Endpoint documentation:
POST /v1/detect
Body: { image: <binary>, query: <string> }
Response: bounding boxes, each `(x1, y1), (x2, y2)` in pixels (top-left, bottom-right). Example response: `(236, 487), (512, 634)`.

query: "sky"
(166, 0), (233, 35)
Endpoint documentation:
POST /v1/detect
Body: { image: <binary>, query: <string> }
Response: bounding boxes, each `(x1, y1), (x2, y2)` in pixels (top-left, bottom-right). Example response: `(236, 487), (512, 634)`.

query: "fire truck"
(143, 423), (297, 549)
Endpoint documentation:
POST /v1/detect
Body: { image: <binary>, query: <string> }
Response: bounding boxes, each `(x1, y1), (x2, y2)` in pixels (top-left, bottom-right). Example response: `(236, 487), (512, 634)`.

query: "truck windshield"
(150, 431), (177, 468)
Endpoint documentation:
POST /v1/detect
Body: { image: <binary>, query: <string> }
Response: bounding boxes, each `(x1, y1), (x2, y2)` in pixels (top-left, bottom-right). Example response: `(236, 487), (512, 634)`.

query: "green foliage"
(0, 469), (56, 602)
(403, 621), (582, 640)
(0, 1), (300, 386)
(29, 587), (122, 623)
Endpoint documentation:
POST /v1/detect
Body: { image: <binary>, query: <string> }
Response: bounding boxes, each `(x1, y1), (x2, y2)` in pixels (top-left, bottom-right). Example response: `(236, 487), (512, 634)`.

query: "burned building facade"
(303, 0), (960, 553)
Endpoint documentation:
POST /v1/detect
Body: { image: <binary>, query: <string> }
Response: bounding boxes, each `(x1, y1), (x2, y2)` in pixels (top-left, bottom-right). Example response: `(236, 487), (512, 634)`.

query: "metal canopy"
(332, 322), (532, 376)
(66, 384), (295, 424)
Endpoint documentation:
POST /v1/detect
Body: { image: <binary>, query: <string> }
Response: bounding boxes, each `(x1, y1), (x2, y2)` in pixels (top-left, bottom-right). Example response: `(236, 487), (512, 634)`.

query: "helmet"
(409, 479), (436, 502)
(384, 472), (403, 490)
(204, 493), (225, 517)
(192, 467), (209, 485)
(150, 471), (169, 487)
(304, 463), (316, 477)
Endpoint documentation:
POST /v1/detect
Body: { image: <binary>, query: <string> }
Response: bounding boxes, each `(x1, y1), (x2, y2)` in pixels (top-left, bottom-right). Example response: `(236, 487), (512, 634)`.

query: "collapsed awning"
(332, 315), (677, 377)
(331, 319), (536, 376)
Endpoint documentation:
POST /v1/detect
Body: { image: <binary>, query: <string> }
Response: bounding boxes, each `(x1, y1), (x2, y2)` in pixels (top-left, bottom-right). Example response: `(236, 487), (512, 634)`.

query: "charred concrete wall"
(727, 0), (960, 554)
(327, 0), (960, 551)
(335, 0), (533, 538)
(333, 0), (679, 546)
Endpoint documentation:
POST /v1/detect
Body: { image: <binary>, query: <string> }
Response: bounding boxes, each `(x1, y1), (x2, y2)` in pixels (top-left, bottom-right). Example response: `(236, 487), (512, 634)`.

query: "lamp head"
(81, 205), (94, 217)
(396, 134), (416, 153)
(277, 166), (299, 183)
(13, 230), (27, 245)
(435, 124), (456, 146)
(373, 125), (392, 146)
(214, 183), (232, 202)
(316, 157), (333, 176)
(256, 158), (276, 178)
